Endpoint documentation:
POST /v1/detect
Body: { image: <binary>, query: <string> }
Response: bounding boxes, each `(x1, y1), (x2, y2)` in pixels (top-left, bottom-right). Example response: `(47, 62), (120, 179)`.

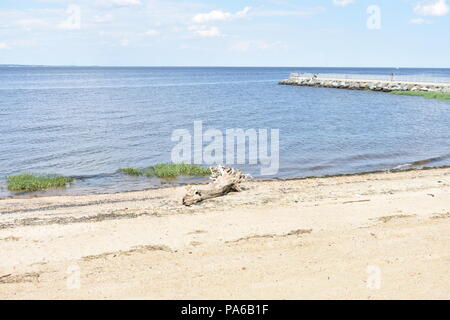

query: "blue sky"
(0, 0), (449, 67)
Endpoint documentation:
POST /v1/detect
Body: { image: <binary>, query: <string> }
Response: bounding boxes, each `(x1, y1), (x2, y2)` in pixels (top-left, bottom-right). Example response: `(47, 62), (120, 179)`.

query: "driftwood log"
(182, 166), (250, 206)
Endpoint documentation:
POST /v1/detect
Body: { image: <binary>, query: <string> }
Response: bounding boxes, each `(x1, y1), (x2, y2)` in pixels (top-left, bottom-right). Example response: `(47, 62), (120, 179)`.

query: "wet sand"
(0, 168), (449, 299)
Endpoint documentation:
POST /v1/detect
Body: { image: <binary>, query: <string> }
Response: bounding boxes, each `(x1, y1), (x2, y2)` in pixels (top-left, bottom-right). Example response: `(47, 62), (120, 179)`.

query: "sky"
(0, 0), (449, 67)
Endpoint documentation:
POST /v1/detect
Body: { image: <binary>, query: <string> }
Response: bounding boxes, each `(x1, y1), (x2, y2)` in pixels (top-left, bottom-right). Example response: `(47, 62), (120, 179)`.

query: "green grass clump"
(118, 167), (144, 176)
(390, 91), (450, 101)
(7, 174), (74, 192)
(144, 163), (211, 178)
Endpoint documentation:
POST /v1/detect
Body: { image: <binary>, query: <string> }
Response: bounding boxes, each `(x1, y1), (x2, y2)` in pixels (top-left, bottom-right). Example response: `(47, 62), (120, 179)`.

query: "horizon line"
(1, 64), (450, 69)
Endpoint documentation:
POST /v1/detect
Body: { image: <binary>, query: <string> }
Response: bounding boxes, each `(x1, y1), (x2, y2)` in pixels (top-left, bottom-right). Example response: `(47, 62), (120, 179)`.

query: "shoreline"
(2, 165), (450, 200)
(0, 167), (449, 299)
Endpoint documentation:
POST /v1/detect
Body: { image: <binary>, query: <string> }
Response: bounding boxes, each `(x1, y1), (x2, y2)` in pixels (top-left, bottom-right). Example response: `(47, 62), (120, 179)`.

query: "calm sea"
(1, 66), (449, 197)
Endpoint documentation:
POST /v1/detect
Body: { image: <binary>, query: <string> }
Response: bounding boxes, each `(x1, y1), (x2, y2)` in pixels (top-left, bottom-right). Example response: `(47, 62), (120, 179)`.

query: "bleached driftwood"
(182, 166), (250, 206)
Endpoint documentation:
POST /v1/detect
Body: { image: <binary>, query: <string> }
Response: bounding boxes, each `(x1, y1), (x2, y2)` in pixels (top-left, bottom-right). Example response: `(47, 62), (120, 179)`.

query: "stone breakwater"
(279, 76), (450, 93)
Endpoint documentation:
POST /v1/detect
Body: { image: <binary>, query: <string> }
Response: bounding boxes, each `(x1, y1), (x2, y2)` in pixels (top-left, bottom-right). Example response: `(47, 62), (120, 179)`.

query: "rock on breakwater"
(279, 75), (450, 93)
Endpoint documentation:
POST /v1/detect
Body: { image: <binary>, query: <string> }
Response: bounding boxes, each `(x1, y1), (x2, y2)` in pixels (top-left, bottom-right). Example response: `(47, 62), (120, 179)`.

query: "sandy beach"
(0, 168), (449, 299)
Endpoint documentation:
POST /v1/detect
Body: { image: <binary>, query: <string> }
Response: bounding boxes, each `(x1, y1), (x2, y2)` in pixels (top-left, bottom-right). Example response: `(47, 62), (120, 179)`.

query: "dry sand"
(0, 168), (449, 299)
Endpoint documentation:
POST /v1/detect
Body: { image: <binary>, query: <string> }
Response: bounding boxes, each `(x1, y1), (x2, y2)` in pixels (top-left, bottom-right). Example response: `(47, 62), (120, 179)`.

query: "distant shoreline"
(2, 64), (450, 69)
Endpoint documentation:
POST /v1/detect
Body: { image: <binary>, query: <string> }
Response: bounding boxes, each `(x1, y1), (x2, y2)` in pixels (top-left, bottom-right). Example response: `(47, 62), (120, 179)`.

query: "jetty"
(279, 73), (450, 93)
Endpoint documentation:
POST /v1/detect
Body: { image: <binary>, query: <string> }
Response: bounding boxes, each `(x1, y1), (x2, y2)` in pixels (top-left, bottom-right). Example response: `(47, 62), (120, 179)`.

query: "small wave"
(391, 163), (413, 170)
(391, 154), (450, 170)
(411, 154), (450, 166)
(70, 172), (117, 180)
(330, 152), (406, 164)
(305, 165), (334, 171)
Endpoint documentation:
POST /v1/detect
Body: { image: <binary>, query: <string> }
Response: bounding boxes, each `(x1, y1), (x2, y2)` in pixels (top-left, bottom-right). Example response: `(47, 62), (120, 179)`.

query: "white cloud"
(114, 0), (141, 4)
(95, 0), (142, 6)
(196, 26), (220, 37)
(414, 0), (449, 16)
(94, 13), (114, 23)
(17, 19), (49, 31)
(255, 7), (325, 17)
(188, 25), (221, 37)
(333, 0), (355, 7)
(193, 6), (251, 23)
(145, 29), (160, 36)
(229, 40), (286, 52)
(0, 42), (11, 49)
(410, 17), (432, 24)
(120, 39), (129, 46)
